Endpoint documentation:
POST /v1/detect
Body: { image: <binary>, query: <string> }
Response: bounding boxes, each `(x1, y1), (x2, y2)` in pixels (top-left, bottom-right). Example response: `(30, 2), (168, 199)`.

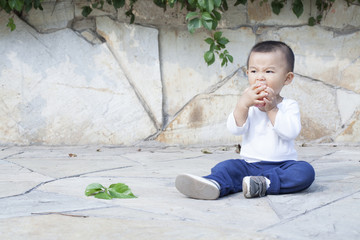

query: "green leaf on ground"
(85, 183), (137, 199)
(109, 183), (137, 198)
(94, 192), (113, 199)
(85, 183), (105, 196)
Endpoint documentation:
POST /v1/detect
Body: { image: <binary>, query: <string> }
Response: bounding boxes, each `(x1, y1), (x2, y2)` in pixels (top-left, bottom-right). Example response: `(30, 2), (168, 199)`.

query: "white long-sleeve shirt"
(227, 98), (301, 162)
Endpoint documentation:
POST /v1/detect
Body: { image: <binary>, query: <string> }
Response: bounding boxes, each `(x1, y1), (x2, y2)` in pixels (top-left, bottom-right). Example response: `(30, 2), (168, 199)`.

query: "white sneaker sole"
(175, 174), (220, 200)
(243, 176), (251, 198)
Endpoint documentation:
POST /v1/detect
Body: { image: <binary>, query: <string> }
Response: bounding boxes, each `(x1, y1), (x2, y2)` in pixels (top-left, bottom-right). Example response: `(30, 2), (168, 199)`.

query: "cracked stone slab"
(0, 13), (156, 145)
(0, 160), (52, 198)
(336, 88), (360, 126)
(157, 71), (249, 145)
(266, 148), (360, 221)
(282, 75), (340, 141)
(79, 190), (281, 231)
(4, 149), (137, 178)
(96, 16), (163, 127)
(262, 191), (360, 240)
(336, 110), (360, 142)
(36, 175), (281, 236)
(0, 145), (359, 239)
(85, 150), (240, 179)
(0, 190), (110, 219)
(36, 163), (217, 200)
(0, 147), (26, 160)
(22, 0), (74, 32)
(262, 26), (360, 94)
(294, 146), (339, 161)
(321, 0), (360, 28)
(0, 214), (278, 240)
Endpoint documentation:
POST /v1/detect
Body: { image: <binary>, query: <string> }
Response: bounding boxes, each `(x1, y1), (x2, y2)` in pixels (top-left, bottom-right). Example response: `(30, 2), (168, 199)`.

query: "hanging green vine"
(1, 0), (359, 66)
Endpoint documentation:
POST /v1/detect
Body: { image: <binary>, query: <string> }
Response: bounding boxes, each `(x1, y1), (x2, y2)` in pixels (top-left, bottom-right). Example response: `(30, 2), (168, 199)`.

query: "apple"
(255, 82), (266, 108)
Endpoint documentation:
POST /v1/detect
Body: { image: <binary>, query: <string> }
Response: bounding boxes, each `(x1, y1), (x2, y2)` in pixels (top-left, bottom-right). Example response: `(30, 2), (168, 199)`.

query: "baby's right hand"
(240, 83), (268, 108)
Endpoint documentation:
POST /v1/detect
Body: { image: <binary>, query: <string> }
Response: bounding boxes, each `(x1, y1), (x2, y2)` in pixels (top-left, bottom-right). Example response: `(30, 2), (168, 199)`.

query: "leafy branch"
(185, 0), (234, 66)
(204, 31), (233, 66)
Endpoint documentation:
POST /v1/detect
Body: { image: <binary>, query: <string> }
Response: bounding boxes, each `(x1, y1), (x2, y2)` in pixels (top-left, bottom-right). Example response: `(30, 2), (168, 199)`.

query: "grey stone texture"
(0, 0), (360, 146)
(0, 145), (359, 239)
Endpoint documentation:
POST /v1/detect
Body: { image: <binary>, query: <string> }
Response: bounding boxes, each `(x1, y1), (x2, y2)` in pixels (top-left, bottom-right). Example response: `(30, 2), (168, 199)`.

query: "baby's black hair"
(247, 41), (295, 72)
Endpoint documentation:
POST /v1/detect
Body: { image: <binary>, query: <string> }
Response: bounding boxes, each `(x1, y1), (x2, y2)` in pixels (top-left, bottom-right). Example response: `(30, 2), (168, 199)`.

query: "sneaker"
(175, 174), (220, 200)
(243, 176), (267, 198)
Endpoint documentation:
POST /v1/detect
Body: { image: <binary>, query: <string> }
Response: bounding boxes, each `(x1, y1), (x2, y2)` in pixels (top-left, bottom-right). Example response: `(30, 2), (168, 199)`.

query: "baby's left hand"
(262, 87), (278, 112)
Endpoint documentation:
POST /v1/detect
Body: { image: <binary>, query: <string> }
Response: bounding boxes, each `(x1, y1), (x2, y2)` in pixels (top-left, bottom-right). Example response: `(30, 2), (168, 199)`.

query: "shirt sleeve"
(273, 100), (301, 141)
(227, 111), (249, 136)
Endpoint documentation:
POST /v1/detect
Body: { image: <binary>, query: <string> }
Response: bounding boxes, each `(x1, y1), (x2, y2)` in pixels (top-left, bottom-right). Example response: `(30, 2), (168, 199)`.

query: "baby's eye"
(266, 70), (274, 73)
(250, 70), (256, 73)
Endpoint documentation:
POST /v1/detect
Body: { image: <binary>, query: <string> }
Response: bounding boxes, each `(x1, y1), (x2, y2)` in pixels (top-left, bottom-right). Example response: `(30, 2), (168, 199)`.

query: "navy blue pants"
(204, 159), (315, 197)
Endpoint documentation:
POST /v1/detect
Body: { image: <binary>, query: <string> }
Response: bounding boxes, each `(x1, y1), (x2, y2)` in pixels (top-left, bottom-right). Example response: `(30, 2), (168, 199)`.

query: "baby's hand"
(233, 82), (267, 126)
(240, 83), (268, 108)
(254, 82), (268, 108)
(262, 87), (277, 111)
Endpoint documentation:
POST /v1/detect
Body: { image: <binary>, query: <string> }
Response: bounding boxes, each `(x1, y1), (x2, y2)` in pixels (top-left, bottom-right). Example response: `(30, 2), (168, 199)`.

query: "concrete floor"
(0, 144), (359, 239)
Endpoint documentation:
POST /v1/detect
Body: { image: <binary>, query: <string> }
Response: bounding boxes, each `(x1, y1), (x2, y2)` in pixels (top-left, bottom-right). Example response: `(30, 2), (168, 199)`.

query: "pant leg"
(261, 160), (315, 195)
(204, 159), (259, 197)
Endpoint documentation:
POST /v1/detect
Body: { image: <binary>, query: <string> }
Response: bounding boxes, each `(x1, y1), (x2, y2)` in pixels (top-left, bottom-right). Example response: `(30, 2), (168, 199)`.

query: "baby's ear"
(284, 72), (294, 85)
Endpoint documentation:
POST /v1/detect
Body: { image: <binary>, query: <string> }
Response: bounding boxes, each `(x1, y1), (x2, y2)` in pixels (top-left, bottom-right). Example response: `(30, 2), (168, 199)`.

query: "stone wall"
(0, 0), (359, 146)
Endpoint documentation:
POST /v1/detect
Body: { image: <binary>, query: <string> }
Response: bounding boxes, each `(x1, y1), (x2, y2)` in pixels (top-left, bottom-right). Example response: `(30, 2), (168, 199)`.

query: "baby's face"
(247, 50), (292, 97)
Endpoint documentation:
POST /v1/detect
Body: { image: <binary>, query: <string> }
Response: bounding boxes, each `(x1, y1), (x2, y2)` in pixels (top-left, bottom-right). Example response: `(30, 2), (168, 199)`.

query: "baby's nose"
(256, 79), (266, 86)
(256, 73), (266, 81)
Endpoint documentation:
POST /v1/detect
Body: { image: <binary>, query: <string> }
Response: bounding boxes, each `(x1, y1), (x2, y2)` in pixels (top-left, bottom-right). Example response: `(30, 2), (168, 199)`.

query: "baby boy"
(175, 41), (315, 199)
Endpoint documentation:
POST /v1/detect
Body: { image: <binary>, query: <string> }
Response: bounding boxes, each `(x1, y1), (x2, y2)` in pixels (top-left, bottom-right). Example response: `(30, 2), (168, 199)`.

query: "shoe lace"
(258, 177), (267, 197)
